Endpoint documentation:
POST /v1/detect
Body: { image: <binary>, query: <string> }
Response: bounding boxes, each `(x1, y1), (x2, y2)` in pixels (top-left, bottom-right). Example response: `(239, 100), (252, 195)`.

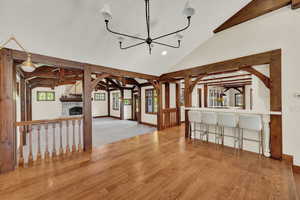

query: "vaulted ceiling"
(0, 0), (251, 75)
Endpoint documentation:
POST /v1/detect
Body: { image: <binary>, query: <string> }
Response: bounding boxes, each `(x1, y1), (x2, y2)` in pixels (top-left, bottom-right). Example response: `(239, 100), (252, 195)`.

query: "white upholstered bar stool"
(217, 113), (239, 149)
(201, 112), (218, 142)
(239, 114), (264, 155)
(188, 111), (202, 139)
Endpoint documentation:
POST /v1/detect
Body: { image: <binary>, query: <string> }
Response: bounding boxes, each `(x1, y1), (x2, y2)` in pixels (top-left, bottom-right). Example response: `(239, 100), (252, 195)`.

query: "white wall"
(172, 7), (300, 165)
(32, 87), (64, 120)
(141, 86), (157, 125)
(92, 90), (108, 117)
(32, 86), (109, 120)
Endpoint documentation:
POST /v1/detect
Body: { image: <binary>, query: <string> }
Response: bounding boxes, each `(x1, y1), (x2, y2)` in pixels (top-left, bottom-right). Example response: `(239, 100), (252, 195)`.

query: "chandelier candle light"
(0, 36), (36, 72)
(101, 0), (195, 54)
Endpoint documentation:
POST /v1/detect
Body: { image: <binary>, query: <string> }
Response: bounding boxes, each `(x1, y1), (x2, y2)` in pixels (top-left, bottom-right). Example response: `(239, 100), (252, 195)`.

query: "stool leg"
(261, 130), (264, 156)
(206, 125), (209, 142)
(240, 129), (244, 150)
(234, 127), (237, 149)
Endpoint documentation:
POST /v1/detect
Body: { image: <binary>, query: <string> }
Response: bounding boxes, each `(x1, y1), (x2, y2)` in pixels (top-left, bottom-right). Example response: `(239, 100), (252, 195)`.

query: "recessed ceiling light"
(161, 51), (168, 56)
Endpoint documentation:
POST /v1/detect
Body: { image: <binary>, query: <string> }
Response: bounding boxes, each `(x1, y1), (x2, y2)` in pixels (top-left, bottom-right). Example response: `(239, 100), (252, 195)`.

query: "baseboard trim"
(140, 122), (157, 127)
(283, 154), (300, 174)
(110, 116), (122, 120)
(283, 154), (294, 165)
(293, 165), (300, 174)
(93, 115), (109, 118)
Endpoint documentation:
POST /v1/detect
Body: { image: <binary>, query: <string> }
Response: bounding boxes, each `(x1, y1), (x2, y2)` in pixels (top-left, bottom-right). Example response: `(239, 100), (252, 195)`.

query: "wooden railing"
(15, 116), (83, 167)
(162, 108), (179, 129)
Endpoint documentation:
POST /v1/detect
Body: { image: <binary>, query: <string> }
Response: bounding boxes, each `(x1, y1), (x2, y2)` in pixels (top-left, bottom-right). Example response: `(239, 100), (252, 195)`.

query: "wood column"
(25, 85), (32, 121)
(0, 49), (16, 173)
(269, 50), (282, 160)
(204, 84), (208, 107)
(175, 83), (181, 125)
(120, 89), (124, 120)
(83, 66), (92, 151)
(20, 77), (26, 144)
(157, 82), (163, 130)
(184, 76), (192, 138)
(165, 83), (170, 126)
(138, 87), (142, 123)
(106, 79), (110, 117)
(242, 86), (246, 109)
(131, 89), (134, 120)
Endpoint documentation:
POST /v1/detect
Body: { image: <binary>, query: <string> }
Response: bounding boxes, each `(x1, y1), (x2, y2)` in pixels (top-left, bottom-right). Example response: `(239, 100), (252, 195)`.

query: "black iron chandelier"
(101, 0), (195, 54)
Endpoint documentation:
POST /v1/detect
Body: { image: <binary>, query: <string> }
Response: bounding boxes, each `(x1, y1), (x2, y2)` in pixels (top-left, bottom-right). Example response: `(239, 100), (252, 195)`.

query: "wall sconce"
(0, 36), (36, 72)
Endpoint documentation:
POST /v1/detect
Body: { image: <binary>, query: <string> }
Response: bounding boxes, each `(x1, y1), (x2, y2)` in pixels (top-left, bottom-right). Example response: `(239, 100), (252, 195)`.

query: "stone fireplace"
(61, 102), (83, 117)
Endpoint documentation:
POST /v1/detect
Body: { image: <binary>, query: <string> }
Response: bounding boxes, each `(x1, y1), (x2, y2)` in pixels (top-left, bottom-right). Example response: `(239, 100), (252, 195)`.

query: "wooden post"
(269, 50), (282, 160)
(138, 86), (142, 123)
(184, 76), (192, 138)
(0, 49), (16, 173)
(106, 79), (110, 117)
(157, 82), (163, 130)
(120, 89), (124, 120)
(25, 84), (32, 121)
(176, 83), (181, 125)
(165, 83), (170, 126)
(204, 84), (208, 107)
(131, 89), (134, 120)
(83, 66), (92, 151)
(20, 77), (26, 144)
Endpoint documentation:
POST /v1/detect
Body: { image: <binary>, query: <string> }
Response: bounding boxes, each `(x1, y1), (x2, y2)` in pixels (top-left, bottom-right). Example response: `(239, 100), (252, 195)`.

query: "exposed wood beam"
(198, 78), (252, 85)
(292, 0), (300, 9)
(201, 74), (251, 82)
(214, 0), (291, 33)
(184, 76), (192, 137)
(91, 73), (110, 89)
(106, 78), (122, 90)
(189, 74), (207, 92)
(208, 81), (252, 87)
(89, 64), (158, 80)
(161, 50), (280, 78)
(240, 66), (270, 89)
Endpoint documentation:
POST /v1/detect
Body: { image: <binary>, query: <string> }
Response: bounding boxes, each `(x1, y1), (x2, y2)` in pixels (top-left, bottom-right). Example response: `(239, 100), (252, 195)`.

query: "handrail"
(15, 116), (83, 126)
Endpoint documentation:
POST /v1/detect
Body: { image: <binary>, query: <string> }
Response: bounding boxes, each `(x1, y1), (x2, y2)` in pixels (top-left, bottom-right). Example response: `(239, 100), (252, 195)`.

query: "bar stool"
(217, 113), (239, 149)
(201, 112), (218, 143)
(188, 111), (202, 139)
(239, 114), (264, 156)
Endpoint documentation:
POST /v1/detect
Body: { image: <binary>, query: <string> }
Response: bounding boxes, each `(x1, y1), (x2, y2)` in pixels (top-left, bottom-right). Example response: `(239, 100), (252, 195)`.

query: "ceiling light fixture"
(0, 36), (36, 72)
(101, 0), (195, 54)
(161, 51), (168, 56)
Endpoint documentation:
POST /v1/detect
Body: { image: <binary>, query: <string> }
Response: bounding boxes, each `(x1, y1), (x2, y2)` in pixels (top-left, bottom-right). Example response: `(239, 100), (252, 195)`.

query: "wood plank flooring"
(0, 125), (298, 200)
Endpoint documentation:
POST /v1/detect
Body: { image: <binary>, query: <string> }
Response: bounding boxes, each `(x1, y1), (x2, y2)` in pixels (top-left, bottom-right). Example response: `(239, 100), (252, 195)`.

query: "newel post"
(0, 49), (16, 173)
(83, 65), (92, 151)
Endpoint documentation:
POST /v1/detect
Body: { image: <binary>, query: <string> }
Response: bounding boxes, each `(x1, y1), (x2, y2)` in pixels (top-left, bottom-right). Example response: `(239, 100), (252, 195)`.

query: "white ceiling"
(0, 0), (250, 75)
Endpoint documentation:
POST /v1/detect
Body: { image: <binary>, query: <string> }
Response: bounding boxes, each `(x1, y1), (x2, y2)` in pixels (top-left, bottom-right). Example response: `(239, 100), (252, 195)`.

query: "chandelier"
(100, 0), (195, 54)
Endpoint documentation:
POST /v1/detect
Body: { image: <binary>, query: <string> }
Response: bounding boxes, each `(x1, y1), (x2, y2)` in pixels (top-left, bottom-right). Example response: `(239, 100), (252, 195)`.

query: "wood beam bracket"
(189, 74), (207, 93)
(92, 74), (111, 89)
(240, 66), (271, 89)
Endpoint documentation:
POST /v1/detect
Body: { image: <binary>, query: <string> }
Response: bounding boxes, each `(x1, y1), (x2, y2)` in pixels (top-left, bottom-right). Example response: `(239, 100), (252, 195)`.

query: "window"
(123, 99), (132, 105)
(94, 93), (105, 101)
(112, 93), (120, 110)
(37, 91), (55, 101)
(145, 89), (157, 114)
(235, 93), (244, 107)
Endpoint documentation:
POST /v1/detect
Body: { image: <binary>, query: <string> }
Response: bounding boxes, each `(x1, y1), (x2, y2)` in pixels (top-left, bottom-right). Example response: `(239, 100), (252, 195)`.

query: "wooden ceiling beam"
(161, 49), (279, 78)
(189, 74), (207, 92)
(198, 78), (252, 85)
(214, 0), (291, 33)
(89, 64), (158, 80)
(292, 0), (300, 9)
(91, 73), (110, 90)
(240, 66), (270, 89)
(208, 81), (252, 87)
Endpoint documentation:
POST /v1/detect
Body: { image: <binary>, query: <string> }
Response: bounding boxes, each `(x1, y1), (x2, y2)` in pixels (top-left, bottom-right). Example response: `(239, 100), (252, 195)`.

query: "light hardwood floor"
(0, 125), (298, 200)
